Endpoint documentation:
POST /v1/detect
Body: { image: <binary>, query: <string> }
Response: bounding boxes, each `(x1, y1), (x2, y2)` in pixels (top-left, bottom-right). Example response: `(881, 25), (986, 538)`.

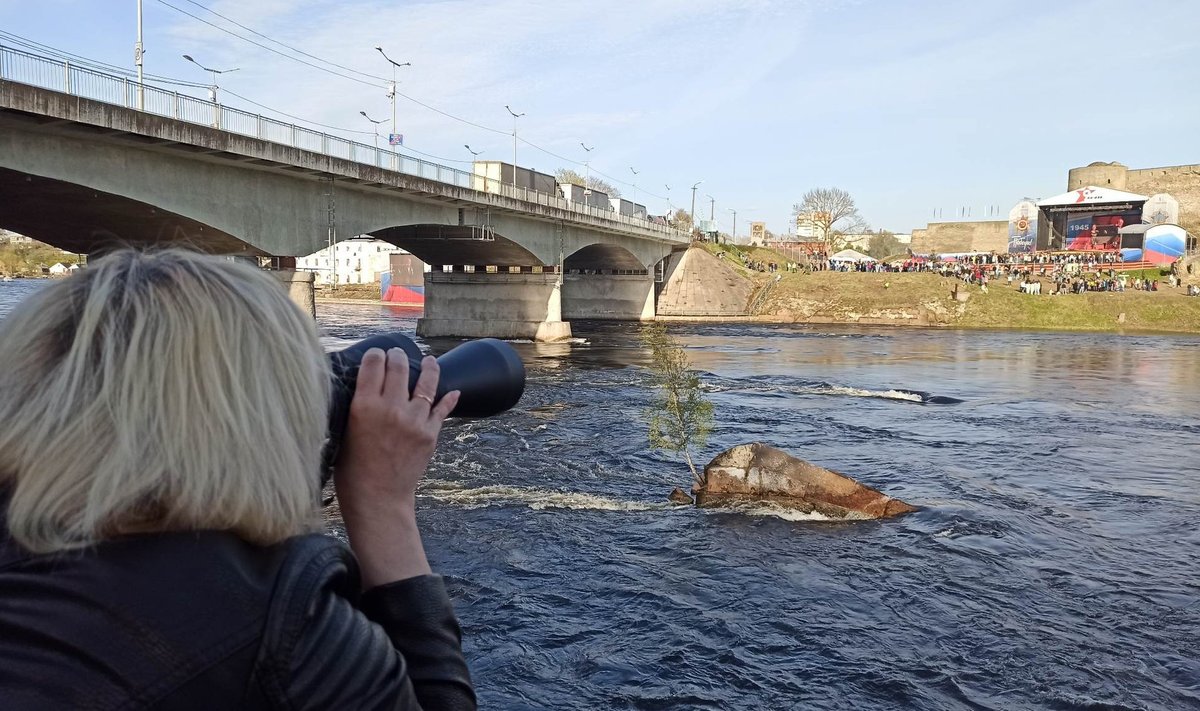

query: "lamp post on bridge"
(135, 0), (145, 110)
(359, 111), (386, 151)
(690, 180), (703, 236)
(182, 55), (238, 128)
(374, 46), (410, 155)
(629, 166), (639, 208)
(580, 142), (594, 207)
(505, 105), (524, 184)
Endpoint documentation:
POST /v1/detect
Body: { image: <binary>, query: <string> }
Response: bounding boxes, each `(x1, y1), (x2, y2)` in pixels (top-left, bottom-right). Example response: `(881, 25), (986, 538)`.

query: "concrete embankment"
(653, 246), (1200, 333)
(655, 247), (756, 317)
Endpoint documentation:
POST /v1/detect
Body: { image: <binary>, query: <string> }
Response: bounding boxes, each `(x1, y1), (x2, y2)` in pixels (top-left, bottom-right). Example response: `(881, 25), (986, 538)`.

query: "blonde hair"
(0, 248), (330, 553)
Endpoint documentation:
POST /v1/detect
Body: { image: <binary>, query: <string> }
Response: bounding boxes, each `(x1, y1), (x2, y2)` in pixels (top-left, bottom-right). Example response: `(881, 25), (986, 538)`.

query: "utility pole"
(690, 181), (703, 232)
(505, 105), (524, 185)
(359, 110), (386, 151)
(728, 208), (737, 244)
(135, 0), (144, 110)
(182, 55), (237, 127)
(580, 142), (594, 205)
(374, 47), (410, 155)
(706, 194), (715, 220)
(324, 176), (337, 291)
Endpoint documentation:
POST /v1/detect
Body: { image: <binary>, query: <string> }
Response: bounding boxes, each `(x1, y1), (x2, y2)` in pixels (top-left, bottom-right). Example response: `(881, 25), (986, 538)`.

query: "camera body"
(321, 333), (525, 483)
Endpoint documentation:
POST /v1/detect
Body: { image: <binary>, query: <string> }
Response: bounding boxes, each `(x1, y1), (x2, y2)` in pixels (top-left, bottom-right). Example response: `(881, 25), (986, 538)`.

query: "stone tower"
(1067, 162), (1129, 191)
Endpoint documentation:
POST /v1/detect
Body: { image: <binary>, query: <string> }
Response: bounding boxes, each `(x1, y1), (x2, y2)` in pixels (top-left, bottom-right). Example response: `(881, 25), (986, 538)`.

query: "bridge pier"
(416, 270), (573, 342)
(271, 269), (315, 317)
(561, 272), (656, 321)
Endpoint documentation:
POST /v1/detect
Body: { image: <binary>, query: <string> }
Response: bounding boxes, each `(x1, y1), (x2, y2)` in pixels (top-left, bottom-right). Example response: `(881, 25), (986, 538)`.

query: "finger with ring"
(415, 393), (436, 406)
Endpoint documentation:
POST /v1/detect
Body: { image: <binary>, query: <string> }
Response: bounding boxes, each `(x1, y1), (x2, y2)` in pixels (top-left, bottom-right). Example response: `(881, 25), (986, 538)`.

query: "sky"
(1, 0), (1198, 237)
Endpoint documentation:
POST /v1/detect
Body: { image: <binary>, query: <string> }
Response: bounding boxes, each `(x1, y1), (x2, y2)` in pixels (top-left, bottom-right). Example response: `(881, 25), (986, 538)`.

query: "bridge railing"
(0, 45), (685, 240)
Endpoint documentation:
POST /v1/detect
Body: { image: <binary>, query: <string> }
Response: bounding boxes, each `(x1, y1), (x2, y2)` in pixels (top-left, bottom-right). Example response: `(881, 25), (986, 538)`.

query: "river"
(3, 279), (1198, 709)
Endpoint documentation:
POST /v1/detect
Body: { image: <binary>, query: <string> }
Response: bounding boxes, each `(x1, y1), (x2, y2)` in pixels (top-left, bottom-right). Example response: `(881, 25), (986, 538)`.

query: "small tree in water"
(639, 322), (714, 487)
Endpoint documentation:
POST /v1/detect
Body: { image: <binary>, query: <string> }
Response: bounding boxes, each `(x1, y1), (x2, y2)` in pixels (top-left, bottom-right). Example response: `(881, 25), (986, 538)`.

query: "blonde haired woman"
(0, 249), (475, 710)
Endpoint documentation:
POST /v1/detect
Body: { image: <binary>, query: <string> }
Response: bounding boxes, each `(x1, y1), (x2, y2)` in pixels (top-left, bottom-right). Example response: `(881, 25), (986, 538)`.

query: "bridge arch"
(0, 167), (259, 255)
(563, 243), (647, 273)
(367, 224), (544, 267)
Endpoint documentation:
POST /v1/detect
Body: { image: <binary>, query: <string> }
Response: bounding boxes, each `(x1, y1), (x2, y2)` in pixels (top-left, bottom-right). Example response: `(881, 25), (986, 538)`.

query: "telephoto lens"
(321, 333), (525, 483)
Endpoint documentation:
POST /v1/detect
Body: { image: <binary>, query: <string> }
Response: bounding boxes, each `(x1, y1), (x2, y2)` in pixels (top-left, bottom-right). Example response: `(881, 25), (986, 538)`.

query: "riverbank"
(754, 271), (1200, 333)
(310, 246), (1200, 333)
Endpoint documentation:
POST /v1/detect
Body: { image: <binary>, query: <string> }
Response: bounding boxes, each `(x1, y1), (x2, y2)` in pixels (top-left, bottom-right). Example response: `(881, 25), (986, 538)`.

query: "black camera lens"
(321, 333), (525, 483)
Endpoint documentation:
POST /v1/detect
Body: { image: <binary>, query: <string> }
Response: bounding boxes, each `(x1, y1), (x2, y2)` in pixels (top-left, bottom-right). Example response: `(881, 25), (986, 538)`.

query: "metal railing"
(0, 45), (685, 239)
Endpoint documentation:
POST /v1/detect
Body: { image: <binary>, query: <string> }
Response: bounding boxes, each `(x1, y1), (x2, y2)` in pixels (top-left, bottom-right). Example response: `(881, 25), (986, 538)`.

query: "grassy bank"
(757, 271), (1200, 333)
(315, 283), (381, 300)
(0, 241), (80, 277)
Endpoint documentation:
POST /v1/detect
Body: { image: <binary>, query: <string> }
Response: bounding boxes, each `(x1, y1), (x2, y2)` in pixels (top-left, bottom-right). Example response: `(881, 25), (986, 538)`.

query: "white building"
(297, 239), (406, 285)
(794, 211), (827, 239)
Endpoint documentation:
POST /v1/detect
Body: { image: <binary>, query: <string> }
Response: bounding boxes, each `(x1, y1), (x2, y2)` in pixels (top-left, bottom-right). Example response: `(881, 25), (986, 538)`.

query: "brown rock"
(668, 487), (694, 505)
(695, 443), (916, 519)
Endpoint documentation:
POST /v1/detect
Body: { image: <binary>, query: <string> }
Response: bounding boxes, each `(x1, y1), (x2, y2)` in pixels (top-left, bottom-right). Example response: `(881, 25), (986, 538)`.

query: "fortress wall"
(909, 220), (1007, 255)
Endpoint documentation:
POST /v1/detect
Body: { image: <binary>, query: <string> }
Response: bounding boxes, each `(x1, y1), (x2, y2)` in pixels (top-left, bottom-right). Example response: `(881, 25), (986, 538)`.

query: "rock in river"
(668, 487), (694, 505)
(696, 443), (916, 519)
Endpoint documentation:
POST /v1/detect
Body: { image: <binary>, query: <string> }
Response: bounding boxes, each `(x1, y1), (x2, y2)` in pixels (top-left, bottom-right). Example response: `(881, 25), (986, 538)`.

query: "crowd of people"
(917, 252), (1194, 297)
(781, 248), (1198, 297)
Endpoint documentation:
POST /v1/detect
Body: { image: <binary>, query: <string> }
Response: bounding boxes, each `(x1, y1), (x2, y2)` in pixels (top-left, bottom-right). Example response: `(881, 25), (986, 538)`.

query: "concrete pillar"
(272, 269), (315, 317)
(417, 271), (572, 341)
(561, 272), (656, 321)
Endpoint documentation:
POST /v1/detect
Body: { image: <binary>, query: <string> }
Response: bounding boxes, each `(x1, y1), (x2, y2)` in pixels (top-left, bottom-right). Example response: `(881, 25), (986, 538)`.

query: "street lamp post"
(374, 46), (410, 151)
(664, 184), (672, 216)
(135, 0), (145, 110)
(690, 180), (703, 234)
(629, 167), (639, 208)
(465, 145), (484, 190)
(728, 208), (737, 245)
(505, 105), (524, 184)
(182, 55), (238, 128)
(359, 110), (386, 151)
(580, 142), (594, 207)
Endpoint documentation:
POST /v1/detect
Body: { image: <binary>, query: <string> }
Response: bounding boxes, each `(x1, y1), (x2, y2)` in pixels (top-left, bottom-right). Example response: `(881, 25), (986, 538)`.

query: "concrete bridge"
(0, 48), (690, 339)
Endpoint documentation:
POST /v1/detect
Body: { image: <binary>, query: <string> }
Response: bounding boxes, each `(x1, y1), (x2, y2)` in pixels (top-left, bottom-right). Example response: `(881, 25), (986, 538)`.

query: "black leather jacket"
(0, 506), (476, 710)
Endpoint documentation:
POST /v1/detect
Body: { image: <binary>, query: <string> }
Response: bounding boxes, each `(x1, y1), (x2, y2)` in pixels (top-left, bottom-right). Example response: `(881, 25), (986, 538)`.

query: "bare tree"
(792, 188), (861, 249)
(670, 208), (693, 232)
(555, 168), (621, 198)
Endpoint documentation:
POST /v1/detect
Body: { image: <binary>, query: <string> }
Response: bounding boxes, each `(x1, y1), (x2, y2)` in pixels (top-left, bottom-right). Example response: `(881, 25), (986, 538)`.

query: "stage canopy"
(1037, 186), (1148, 207)
(1034, 186), (1149, 252)
(829, 248), (875, 262)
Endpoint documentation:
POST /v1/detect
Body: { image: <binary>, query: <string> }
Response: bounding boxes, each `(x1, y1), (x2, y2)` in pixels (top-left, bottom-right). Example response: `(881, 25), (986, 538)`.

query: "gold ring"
(415, 394), (435, 406)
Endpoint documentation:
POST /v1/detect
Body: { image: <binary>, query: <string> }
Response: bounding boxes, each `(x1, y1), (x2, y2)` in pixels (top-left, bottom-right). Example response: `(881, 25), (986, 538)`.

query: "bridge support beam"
(416, 271), (573, 342)
(271, 269), (315, 317)
(561, 272), (656, 321)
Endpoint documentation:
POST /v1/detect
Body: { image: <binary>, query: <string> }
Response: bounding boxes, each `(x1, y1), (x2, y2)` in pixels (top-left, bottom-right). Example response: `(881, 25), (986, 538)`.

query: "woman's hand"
(335, 347), (460, 588)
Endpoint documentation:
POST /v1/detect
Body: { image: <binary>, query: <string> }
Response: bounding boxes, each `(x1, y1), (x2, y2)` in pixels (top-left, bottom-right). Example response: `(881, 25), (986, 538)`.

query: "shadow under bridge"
(561, 242), (658, 322)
